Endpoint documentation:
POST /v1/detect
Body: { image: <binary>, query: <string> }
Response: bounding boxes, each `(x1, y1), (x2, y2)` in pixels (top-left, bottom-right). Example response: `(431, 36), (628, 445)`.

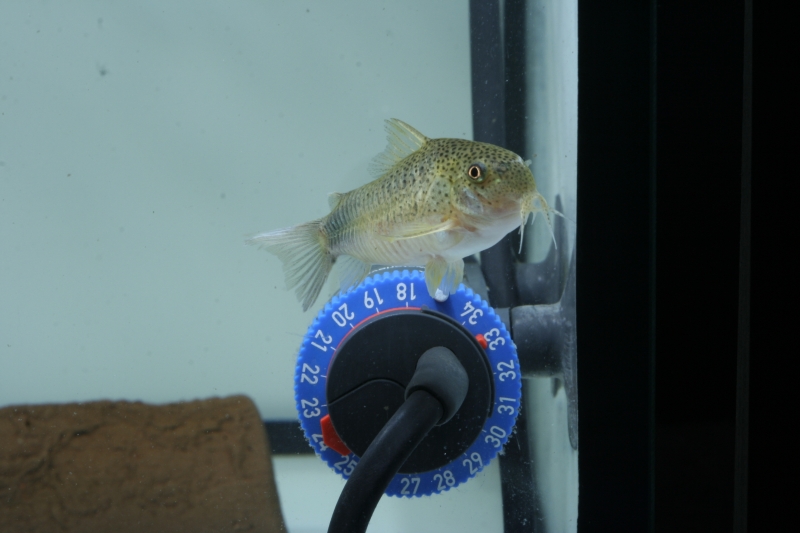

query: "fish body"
(248, 119), (552, 311)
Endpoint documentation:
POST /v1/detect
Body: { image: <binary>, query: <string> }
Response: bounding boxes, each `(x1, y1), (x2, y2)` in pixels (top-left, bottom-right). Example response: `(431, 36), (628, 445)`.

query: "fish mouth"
(520, 189), (557, 231)
(519, 190), (539, 223)
(517, 190), (556, 252)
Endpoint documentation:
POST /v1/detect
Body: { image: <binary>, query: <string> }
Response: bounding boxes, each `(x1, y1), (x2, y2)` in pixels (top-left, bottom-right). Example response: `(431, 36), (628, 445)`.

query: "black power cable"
(327, 347), (470, 533)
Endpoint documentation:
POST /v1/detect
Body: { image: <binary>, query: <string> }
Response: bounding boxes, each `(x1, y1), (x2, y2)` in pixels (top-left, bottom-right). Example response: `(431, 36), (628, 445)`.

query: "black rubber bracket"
(326, 308), (493, 474)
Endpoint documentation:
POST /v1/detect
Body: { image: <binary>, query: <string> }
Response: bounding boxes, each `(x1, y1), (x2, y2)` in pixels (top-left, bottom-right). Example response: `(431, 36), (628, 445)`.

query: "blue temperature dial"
(294, 269), (521, 497)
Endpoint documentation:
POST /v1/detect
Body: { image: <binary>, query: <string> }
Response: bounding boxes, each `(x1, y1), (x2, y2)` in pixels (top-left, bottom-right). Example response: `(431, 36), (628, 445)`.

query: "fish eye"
(467, 163), (485, 181)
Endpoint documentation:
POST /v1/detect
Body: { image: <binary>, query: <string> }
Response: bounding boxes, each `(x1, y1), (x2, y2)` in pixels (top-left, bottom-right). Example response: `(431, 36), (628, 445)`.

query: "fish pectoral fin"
(335, 254), (372, 293)
(378, 217), (457, 241)
(368, 119), (429, 177)
(424, 256), (465, 299)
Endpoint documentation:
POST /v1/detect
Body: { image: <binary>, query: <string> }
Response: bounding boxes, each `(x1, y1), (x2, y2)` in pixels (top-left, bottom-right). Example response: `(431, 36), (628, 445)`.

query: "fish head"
(435, 139), (544, 226)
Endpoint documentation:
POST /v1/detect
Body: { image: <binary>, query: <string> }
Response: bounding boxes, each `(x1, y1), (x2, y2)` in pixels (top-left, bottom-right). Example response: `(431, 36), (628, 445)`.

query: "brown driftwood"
(0, 395), (285, 532)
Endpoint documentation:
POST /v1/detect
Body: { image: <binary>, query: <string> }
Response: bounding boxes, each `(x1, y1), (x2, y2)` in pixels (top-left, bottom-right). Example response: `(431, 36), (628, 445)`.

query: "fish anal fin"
(335, 255), (372, 293)
(368, 119), (429, 177)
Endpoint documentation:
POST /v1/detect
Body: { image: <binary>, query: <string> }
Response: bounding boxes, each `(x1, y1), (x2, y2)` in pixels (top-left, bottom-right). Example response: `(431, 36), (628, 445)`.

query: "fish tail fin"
(246, 220), (333, 311)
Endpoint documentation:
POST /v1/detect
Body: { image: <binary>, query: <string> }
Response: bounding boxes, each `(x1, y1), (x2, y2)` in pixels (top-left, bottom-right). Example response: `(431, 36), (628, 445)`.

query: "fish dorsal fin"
(328, 192), (343, 210)
(368, 119), (428, 177)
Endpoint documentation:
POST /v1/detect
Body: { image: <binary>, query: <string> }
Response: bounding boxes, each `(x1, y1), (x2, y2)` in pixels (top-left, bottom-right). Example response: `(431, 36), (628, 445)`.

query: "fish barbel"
(248, 119), (553, 311)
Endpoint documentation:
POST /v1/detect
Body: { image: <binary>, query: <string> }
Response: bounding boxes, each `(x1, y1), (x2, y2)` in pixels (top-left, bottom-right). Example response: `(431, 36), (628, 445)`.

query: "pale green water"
(0, 2), (576, 531)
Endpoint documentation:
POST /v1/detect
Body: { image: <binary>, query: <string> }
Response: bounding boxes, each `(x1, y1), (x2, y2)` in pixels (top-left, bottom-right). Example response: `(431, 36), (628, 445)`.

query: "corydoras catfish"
(248, 119), (553, 311)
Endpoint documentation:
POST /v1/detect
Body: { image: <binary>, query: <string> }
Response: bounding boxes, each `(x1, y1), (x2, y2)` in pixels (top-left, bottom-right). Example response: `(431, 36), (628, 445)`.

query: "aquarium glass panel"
(1, 1), (577, 531)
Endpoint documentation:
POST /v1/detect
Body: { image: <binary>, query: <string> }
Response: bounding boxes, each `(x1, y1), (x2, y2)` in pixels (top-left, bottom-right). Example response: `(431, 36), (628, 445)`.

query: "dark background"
(576, 0), (768, 531)
(655, 1), (744, 531)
